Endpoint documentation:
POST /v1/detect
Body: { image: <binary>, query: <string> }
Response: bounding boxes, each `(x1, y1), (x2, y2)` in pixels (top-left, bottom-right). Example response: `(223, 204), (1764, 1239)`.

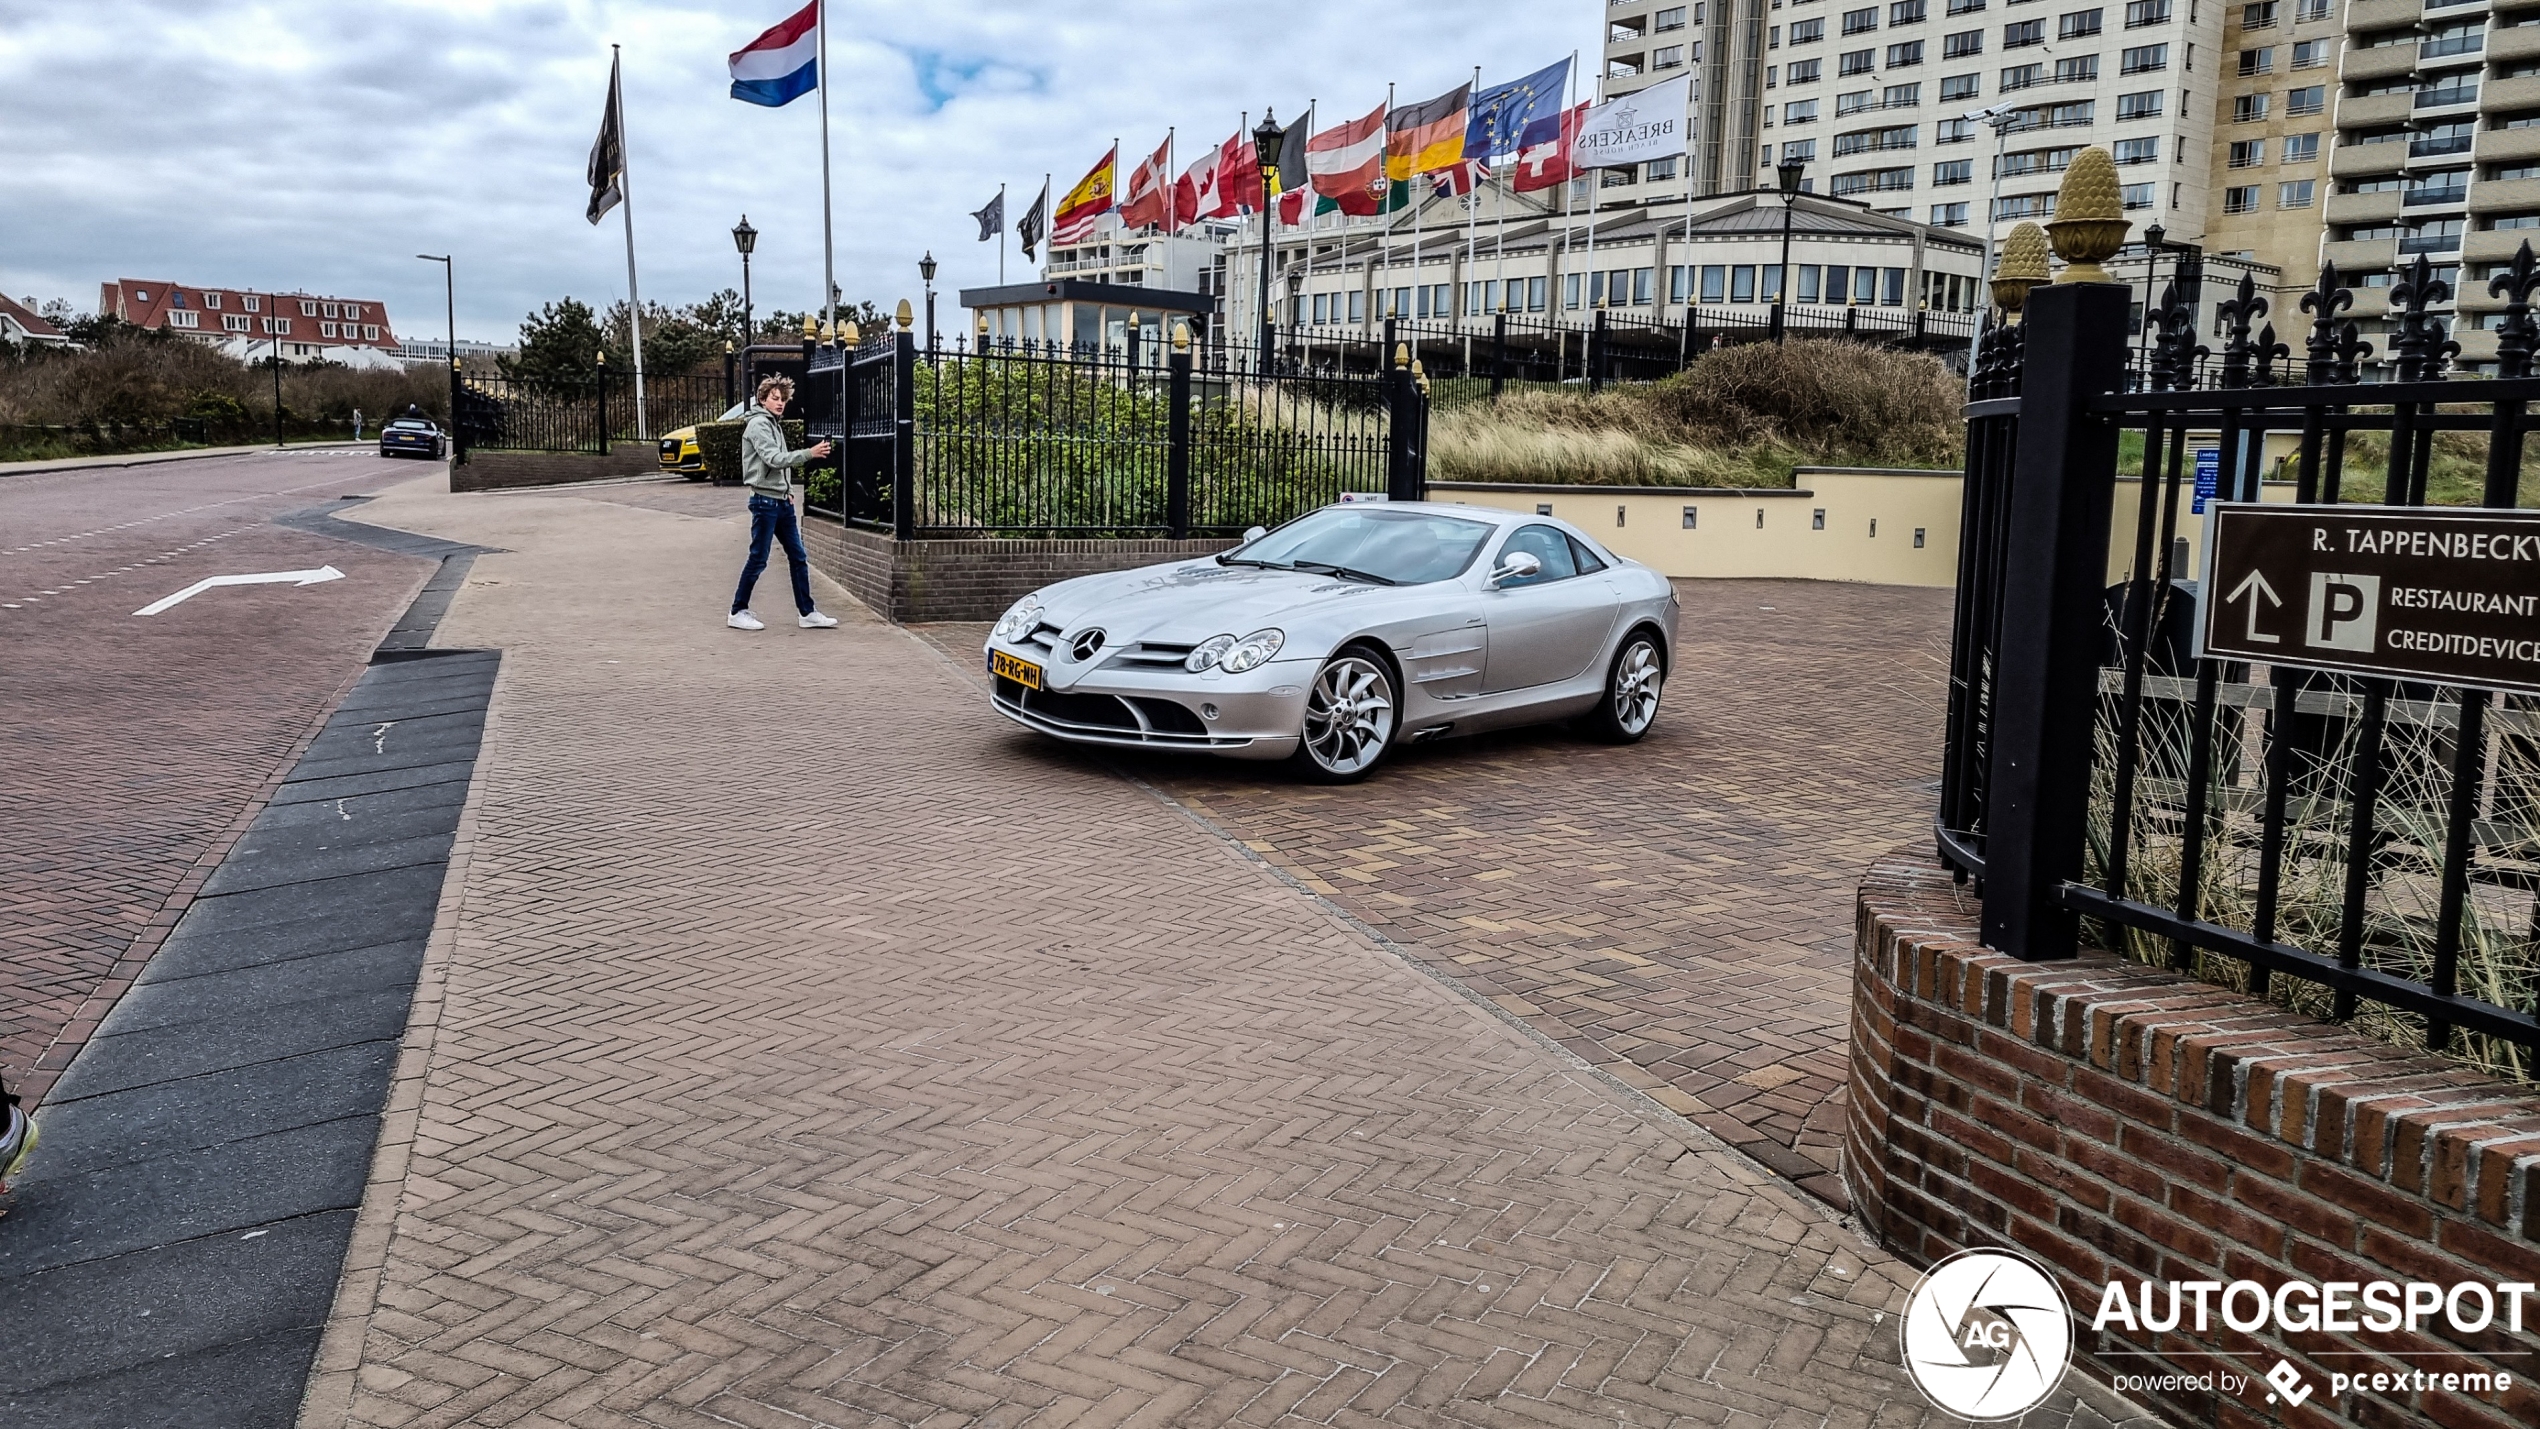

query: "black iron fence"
(1939, 244), (2540, 1077)
(454, 372), (732, 457)
(798, 326), (1423, 538)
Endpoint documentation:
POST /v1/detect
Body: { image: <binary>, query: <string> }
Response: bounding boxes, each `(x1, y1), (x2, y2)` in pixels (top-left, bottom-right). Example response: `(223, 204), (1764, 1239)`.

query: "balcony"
(2409, 131), (2475, 159)
(2488, 73), (2540, 110)
(2400, 229), (2466, 253)
(2471, 175), (2540, 212)
(2419, 34), (2486, 61)
(2344, 0), (2422, 23)
(2344, 286), (2394, 320)
(2494, 26), (2540, 64)
(2324, 189), (2405, 223)
(2474, 126), (2540, 165)
(2336, 90), (2416, 126)
(2330, 142), (2409, 179)
(2323, 236), (2401, 270)
(2414, 83), (2481, 110)
(2466, 226), (2540, 260)
(2337, 45), (2415, 84)
(2402, 184), (2471, 206)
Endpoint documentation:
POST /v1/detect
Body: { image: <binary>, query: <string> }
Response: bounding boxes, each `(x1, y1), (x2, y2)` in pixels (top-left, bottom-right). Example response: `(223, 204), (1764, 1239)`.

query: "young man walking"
(729, 375), (839, 631)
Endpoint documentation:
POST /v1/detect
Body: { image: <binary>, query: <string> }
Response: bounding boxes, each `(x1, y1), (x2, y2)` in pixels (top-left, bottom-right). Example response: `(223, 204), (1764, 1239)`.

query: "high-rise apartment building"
(2197, 0), (2339, 313)
(1604, 1), (1773, 198)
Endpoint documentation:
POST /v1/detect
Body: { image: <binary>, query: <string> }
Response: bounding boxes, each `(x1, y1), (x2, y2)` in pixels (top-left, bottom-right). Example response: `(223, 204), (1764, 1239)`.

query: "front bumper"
(983, 638), (1309, 761)
(659, 439), (702, 472)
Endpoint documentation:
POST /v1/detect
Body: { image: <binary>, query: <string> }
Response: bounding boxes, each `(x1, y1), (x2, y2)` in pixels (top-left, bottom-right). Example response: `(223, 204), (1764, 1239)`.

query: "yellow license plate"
(991, 649), (1043, 690)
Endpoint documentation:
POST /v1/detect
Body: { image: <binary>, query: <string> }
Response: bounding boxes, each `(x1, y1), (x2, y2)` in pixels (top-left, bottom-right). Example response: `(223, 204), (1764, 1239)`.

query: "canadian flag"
(1176, 132), (1248, 226)
(1513, 101), (1587, 194)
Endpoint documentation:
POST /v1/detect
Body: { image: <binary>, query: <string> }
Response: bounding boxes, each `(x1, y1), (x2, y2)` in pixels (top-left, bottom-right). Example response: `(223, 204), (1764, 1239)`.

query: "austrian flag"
(1306, 103), (1388, 216)
(730, 2), (819, 107)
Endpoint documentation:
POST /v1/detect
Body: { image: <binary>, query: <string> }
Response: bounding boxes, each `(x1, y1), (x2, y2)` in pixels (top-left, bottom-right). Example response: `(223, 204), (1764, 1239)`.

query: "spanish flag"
(1051, 145), (1117, 244)
(1385, 82), (1470, 181)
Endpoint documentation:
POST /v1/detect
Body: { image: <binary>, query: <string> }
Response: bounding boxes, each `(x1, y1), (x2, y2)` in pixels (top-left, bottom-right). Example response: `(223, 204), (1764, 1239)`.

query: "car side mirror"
(1242, 525), (1268, 543)
(1487, 551), (1542, 588)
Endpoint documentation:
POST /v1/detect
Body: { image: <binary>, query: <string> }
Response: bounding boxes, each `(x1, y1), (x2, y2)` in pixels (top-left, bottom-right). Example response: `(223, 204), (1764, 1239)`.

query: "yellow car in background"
(658, 402), (748, 477)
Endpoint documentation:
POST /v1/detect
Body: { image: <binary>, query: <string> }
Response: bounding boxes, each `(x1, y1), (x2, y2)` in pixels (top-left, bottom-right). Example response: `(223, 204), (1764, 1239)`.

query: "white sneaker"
(727, 611), (766, 631)
(799, 611), (839, 629)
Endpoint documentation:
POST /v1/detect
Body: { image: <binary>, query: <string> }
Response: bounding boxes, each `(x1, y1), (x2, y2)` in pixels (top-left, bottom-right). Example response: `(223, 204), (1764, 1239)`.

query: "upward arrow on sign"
(2225, 569), (2282, 646)
(133, 565), (345, 617)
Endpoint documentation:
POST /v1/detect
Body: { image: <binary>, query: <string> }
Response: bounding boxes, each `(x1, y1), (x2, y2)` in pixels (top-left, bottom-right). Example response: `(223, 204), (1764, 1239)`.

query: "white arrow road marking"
(2225, 569), (2283, 645)
(133, 565), (344, 617)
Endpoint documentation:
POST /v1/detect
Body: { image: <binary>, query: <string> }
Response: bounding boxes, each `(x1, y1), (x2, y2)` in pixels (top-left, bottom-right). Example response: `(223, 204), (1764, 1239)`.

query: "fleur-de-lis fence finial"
(2334, 320), (2374, 385)
(2253, 322), (2291, 386)
(2149, 279), (2205, 391)
(2390, 253), (2457, 381)
(2490, 240), (2540, 379)
(2216, 271), (2268, 389)
(2301, 261), (2354, 386)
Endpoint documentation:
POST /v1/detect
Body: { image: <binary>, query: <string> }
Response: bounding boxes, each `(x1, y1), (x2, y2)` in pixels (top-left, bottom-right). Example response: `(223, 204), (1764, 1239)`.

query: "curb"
(1, 442), (372, 478)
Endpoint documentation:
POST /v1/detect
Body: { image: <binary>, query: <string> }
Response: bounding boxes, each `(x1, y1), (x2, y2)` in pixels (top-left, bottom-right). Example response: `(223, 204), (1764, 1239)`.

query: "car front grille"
(1020, 621), (1064, 655)
(993, 679), (1229, 746)
(1106, 641), (1195, 670)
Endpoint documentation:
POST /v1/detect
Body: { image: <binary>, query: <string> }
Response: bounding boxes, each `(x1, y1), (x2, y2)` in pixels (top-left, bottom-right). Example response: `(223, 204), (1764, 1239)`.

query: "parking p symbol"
(2306, 572), (2381, 653)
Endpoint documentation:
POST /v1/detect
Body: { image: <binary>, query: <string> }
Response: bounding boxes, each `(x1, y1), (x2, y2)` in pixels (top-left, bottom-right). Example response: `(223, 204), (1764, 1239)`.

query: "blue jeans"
(733, 494), (815, 615)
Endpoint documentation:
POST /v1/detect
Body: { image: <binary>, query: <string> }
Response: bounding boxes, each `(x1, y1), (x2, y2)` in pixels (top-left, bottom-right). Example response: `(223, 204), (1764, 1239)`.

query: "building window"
(2114, 136), (2158, 164)
(2282, 131), (2319, 162)
(223, 314), (249, 332)
(1891, 0), (1929, 21)
(2001, 62), (2043, 89)
(1844, 5), (1880, 32)
(2122, 182), (2155, 209)
(2295, 0), (2329, 16)
(2233, 92), (2270, 121)
(2228, 139), (2264, 168)
(2290, 39), (2328, 71)
(2117, 89), (2164, 119)
(1789, 58), (1823, 81)
(1701, 265), (1727, 302)
(2237, 47), (2272, 75)
(2124, 0), (2169, 23)
(242, 295), (260, 312)
(299, 300), (317, 316)
(1731, 265), (1758, 303)
(2053, 55), (2098, 82)
(1647, 155), (1680, 180)
(1937, 116), (1976, 141)
(1888, 40), (1925, 65)
(2004, 19), (2044, 47)
(1885, 82), (1922, 105)
(1349, 290), (1367, 322)
(204, 292), (222, 310)
(1654, 44), (1686, 67)
(1842, 47), (1876, 73)
(1993, 191), (2057, 220)
(2058, 8), (2104, 40)
(1786, 98), (1821, 122)
(1948, 0), (1986, 12)
(2120, 43), (2166, 73)
(1944, 28), (1983, 56)
(2279, 179), (2316, 208)
(1934, 157), (1974, 183)
(1941, 71), (1981, 98)
(1657, 4), (1688, 28)
(323, 302), (339, 318)
(167, 309), (198, 329)
(1838, 88), (1876, 113)
(1791, 17), (1826, 41)
(2287, 84), (2324, 116)
(1782, 138), (1818, 162)
(2243, 0), (2276, 28)
(2224, 185), (2261, 213)
(2050, 100), (2095, 125)
(1932, 200), (1971, 225)
(321, 321), (338, 337)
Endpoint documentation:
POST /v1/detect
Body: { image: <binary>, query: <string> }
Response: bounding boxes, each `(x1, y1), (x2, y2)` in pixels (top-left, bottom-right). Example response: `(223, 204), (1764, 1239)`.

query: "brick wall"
(451, 444), (662, 493)
(798, 513), (1234, 623)
(1849, 849), (2540, 1428)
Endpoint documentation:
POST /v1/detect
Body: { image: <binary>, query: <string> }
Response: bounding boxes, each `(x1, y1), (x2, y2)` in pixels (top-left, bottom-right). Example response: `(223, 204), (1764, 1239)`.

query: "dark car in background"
(379, 417), (447, 460)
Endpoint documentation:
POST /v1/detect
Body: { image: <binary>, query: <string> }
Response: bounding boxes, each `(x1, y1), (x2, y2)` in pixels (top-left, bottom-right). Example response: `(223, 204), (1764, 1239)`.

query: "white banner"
(1574, 74), (1691, 170)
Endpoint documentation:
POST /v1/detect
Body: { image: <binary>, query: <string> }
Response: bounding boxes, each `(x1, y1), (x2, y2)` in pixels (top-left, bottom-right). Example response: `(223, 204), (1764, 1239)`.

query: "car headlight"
(1218, 629), (1285, 674)
(991, 594), (1044, 644)
(1184, 634), (1236, 672)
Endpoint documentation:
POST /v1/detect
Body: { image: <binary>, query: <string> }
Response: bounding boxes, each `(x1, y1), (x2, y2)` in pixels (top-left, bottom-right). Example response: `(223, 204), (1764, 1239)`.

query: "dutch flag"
(730, 2), (818, 108)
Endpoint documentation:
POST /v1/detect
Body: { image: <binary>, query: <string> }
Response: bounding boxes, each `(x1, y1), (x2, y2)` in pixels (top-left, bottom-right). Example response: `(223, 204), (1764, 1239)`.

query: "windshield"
(388, 420), (434, 430)
(1232, 507), (1494, 585)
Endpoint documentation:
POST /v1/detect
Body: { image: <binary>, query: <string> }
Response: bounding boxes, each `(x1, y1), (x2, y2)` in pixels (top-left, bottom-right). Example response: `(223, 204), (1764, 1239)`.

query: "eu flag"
(1464, 59), (1572, 160)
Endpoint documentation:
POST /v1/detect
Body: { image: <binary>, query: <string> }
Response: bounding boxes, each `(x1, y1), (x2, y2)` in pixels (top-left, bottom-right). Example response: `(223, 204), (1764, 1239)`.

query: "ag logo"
(1901, 1249), (2074, 1420)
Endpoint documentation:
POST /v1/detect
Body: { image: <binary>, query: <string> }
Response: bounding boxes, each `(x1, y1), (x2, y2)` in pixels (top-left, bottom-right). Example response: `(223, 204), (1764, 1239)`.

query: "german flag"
(1384, 82), (1470, 181)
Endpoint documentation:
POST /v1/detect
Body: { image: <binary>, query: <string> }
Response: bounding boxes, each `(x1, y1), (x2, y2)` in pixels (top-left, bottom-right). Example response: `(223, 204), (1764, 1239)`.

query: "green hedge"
(696, 418), (804, 486)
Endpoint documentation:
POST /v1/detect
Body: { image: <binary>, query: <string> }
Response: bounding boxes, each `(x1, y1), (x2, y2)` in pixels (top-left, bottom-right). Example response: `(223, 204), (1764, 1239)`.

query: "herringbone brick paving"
(0, 452), (434, 1107)
(911, 581), (1950, 1208)
(310, 483), (2135, 1428)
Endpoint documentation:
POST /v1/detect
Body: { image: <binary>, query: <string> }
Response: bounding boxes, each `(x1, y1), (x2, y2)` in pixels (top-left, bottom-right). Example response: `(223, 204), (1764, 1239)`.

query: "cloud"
(0, 0), (1590, 343)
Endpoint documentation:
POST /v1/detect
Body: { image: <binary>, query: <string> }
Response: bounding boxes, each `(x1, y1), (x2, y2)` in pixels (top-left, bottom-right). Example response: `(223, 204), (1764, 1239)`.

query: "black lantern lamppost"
(416, 254), (456, 450)
(1772, 160), (1805, 344)
(919, 250), (939, 357)
(731, 216), (758, 354)
(1254, 109), (1283, 372)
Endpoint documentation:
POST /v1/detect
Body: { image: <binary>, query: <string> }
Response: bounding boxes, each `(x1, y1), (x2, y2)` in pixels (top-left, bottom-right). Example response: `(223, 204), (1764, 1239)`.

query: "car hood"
(1038, 559), (1410, 645)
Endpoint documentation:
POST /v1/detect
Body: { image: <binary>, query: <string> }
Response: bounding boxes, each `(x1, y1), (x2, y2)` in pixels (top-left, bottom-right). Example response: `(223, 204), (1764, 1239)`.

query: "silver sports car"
(984, 502), (1679, 781)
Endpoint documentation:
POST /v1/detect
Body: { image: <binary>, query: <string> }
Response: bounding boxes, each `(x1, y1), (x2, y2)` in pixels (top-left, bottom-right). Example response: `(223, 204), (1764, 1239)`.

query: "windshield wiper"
(1290, 560), (1399, 586)
(1215, 554), (1280, 568)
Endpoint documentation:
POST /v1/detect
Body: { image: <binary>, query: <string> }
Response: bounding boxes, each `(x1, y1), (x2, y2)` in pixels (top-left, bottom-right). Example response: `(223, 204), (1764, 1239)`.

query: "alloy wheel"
(1613, 639), (1663, 735)
(1301, 654), (1396, 776)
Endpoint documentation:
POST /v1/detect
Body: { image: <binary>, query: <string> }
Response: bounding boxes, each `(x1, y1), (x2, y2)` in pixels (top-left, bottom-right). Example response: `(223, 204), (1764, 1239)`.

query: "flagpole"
(1559, 53), (1576, 380)
(817, 0), (836, 336)
(998, 183), (1007, 283)
(1465, 65), (1479, 361)
(1377, 88), (1389, 353)
(613, 46), (649, 440)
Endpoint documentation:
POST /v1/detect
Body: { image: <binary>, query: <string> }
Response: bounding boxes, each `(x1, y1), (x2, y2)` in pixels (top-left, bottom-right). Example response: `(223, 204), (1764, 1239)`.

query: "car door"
(1479, 524), (1618, 693)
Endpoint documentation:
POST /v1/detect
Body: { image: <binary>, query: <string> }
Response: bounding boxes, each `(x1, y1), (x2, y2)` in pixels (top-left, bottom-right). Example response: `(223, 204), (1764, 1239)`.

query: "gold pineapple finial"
(895, 299), (914, 330)
(1171, 319), (1191, 352)
(801, 314), (818, 341)
(841, 320), (861, 347)
(2046, 147), (2128, 284)
(1393, 341), (1411, 369)
(1993, 222), (2052, 323)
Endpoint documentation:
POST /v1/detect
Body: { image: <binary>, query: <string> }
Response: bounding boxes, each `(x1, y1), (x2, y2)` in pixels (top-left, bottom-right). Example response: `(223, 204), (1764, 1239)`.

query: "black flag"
(586, 55), (625, 225)
(971, 190), (1004, 242)
(1017, 179), (1049, 260)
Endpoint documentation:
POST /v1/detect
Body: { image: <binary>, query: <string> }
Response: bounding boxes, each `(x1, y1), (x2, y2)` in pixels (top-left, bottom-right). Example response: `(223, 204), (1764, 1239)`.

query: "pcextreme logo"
(1901, 1249), (2075, 1421)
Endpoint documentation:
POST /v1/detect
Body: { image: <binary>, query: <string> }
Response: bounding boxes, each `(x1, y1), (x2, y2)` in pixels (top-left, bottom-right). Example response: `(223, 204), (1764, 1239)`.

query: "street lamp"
(731, 216), (757, 354)
(1254, 108), (1283, 372)
(919, 250), (939, 356)
(1773, 159), (1806, 345)
(417, 254), (455, 452)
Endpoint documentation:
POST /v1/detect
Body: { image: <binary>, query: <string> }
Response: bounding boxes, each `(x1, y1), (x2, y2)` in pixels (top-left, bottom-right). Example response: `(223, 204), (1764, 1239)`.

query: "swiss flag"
(1119, 137), (1173, 230)
(1514, 102), (1587, 194)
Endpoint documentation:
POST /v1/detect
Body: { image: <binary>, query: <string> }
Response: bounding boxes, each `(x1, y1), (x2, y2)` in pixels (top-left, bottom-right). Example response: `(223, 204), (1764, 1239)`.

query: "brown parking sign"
(2198, 502), (2540, 694)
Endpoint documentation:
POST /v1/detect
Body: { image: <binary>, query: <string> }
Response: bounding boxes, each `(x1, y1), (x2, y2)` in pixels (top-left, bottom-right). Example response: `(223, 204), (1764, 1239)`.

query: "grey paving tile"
(115, 940), (424, 1031)
(200, 830), (455, 896)
(48, 985), (417, 1101)
(263, 759), (479, 805)
(22, 1041), (400, 1178)
(0, 1329), (321, 1429)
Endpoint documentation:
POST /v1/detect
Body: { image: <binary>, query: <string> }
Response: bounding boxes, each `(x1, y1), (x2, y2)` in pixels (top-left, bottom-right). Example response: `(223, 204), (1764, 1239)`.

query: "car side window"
(1496, 525), (1579, 587)
(1568, 536), (1609, 574)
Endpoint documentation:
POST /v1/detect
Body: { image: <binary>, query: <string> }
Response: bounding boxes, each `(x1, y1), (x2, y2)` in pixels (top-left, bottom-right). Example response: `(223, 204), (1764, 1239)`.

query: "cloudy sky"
(3, 0), (1594, 343)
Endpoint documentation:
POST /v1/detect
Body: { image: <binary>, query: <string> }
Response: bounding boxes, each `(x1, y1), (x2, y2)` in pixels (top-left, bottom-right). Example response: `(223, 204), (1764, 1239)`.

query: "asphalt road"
(0, 448), (444, 1109)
